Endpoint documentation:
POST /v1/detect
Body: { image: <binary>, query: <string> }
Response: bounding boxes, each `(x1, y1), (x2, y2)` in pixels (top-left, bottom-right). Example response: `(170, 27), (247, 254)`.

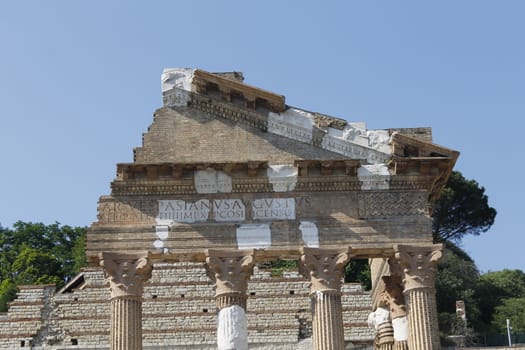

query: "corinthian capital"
(380, 272), (407, 319)
(393, 244), (442, 291)
(299, 247), (351, 293)
(100, 252), (152, 299)
(205, 249), (255, 296)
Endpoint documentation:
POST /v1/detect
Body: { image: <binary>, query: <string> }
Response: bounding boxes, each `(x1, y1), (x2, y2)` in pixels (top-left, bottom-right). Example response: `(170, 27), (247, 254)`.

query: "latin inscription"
(211, 199), (246, 222)
(252, 198), (295, 220)
(157, 199), (246, 224)
(158, 199), (211, 223)
(156, 197), (296, 223)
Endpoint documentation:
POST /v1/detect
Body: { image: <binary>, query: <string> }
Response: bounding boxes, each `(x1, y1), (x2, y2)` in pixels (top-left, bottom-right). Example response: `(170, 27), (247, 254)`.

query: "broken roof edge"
(159, 68), (458, 168)
(161, 67), (286, 112)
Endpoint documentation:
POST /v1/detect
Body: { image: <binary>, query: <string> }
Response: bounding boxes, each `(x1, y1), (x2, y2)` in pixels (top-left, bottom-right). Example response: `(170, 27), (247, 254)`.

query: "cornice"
(110, 161), (439, 196)
(163, 87), (392, 162)
(193, 69), (286, 113)
(190, 93), (269, 131)
(391, 133), (459, 202)
(110, 176), (434, 197)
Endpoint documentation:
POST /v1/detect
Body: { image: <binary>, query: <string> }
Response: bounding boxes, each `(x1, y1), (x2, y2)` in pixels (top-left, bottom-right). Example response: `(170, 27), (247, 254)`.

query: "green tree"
(432, 171), (497, 242)
(474, 269), (525, 333)
(11, 246), (61, 285)
(435, 242), (484, 343)
(436, 242), (480, 314)
(71, 231), (87, 273)
(0, 279), (18, 312)
(8, 221), (86, 281)
(0, 222), (86, 311)
(429, 171), (497, 341)
(344, 259), (371, 290)
(491, 297), (525, 333)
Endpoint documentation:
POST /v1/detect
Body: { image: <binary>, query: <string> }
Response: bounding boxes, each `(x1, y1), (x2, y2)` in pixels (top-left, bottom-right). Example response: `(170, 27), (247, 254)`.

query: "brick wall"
(134, 107), (348, 164)
(0, 263), (375, 349)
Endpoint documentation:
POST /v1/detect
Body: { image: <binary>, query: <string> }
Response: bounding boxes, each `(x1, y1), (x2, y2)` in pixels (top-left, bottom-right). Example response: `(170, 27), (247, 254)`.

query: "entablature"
(112, 159), (444, 197)
(87, 241), (437, 267)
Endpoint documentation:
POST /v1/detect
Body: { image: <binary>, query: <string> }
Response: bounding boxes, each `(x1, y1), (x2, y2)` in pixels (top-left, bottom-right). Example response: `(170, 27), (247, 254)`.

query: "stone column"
(381, 272), (409, 350)
(205, 249), (255, 350)
(299, 247), (350, 350)
(100, 252), (152, 350)
(394, 244), (443, 350)
(368, 306), (394, 350)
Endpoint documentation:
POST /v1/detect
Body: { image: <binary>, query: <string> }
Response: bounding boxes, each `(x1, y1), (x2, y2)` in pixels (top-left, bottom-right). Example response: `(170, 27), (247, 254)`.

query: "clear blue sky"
(1, 1), (523, 273)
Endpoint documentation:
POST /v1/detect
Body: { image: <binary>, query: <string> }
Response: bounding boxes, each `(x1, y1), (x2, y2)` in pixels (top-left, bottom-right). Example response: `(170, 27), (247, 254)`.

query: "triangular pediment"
(133, 106), (355, 164)
(140, 68), (398, 164)
(132, 68), (460, 201)
(86, 68), (460, 263)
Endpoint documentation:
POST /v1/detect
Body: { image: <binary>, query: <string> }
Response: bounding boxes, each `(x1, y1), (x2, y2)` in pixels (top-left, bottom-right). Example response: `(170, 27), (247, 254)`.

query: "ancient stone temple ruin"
(0, 68), (458, 350)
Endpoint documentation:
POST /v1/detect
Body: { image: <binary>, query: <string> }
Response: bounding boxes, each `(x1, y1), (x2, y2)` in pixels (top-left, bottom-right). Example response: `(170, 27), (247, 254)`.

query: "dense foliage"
(435, 243), (488, 345)
(0, 221), (86, 311)
(491, 297), (525, 333)
(431, 172), (525, 344)
(344, 259), (371, 290)
(435, 250), (525, 344)
(432, 171), (496, 241)
(476, 269), (525, 333)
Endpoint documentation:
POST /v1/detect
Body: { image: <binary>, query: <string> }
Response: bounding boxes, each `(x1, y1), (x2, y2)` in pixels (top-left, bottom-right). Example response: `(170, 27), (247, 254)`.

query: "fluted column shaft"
(205, 249), (255, 350)
(300, 247), (350, 350)
(311, 290), (345, 350)
(111, 297), (142, 349)
(404, 288), (436, 350)
(392, 317), (409, 350)
(393, 340), (409, 350)
(100, 252), (152, 350)
(376, 322), (394, 350)
(381, 272), (409, 350)
(368, 306), (394, 350)
(394, 244), (442, 350)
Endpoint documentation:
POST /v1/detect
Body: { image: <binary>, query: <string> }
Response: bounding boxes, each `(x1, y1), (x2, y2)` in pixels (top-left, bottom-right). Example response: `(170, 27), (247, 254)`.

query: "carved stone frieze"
(358, 191), (428, 218)
(321, 133), (390, 164)
(100, 252), (152, 299)
(205, 249), (255, 297)
(190, 93), (269, 131)
(232, 178), (273, 193)
(109, 168), (439, 198)
(389, 175), (435, 191)
(299, 247), (350, 293)
(268, 114), (313, 144)
(109, 176), (438, 196)
(111, 182), (195, 196)
(295, 177), (362, 192)
(393, 244), (442, 291)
